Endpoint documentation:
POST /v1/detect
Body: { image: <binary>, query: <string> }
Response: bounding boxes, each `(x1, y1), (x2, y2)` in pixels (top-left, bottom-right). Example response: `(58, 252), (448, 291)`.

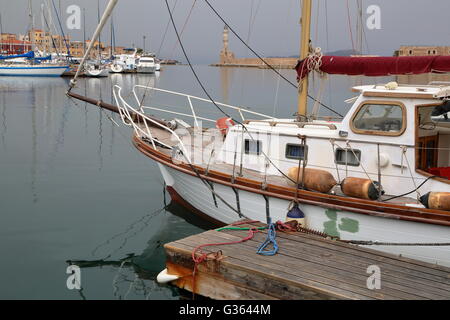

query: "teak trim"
(362, 91), (435, 100)
(350, 99), (407, 137)
(132, 134), (450, 227)
(415, 102), (450, 185)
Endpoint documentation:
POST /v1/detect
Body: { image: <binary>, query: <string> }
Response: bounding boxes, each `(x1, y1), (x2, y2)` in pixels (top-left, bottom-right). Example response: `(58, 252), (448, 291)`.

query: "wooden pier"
(163, 221), (450, 300)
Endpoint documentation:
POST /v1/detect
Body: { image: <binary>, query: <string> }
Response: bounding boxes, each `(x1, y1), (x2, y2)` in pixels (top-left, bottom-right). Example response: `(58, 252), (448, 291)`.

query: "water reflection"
(219, 67), (231, 104)
(31, 82), (38, 203)
(1, 84), (7, 147)
(1, 66), (418, 299)
(67, 200), (213, 300)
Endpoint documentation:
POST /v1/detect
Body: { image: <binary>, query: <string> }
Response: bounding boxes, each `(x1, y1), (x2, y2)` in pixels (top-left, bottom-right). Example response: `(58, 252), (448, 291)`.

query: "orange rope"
(190, 226), (260, 298)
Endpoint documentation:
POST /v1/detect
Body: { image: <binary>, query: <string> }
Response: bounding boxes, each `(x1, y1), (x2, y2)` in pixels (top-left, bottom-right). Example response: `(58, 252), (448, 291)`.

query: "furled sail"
(33, 55), (52, 61)
(295, 55), (450, 80)
(0, 51), (35, 60)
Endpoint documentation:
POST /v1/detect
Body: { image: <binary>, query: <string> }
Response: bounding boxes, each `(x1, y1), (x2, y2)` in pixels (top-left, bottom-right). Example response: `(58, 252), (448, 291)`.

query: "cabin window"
(335, 148), (361, 166)
(351, 101), (406, 136)
(285, 144), (307, 160)
(244, 139), (262, 155)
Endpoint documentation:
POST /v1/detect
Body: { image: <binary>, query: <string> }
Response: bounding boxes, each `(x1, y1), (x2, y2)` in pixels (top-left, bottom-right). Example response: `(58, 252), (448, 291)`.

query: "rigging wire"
(138, 0), (183, 110)
(345, 0), (356, 53)
(201, 0), (343, 118)
(41, 6), (61, 57)
(51, 0), (71, 56)
(164, 0), (301, 186)
(169, 0), (198, 58)
(382, 176), (437, 202)
(157, 0), (179, 57)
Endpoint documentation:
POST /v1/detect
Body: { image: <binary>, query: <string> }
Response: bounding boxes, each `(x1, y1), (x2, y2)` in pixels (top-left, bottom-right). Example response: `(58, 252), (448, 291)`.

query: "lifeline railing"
(113, 85), (190, 157)
(113, 84), (278, 161)
(132, 85), (276, 128)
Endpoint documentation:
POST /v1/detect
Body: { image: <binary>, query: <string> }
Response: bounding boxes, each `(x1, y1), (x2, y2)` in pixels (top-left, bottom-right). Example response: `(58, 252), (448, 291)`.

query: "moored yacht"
(67, 0), (450, 268)
(110, 48), (138, 73)
(136, 55), (156, 74)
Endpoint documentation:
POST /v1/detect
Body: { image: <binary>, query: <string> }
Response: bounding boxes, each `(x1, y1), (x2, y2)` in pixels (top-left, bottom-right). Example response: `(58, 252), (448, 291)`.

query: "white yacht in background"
(110, 48), (139, 73)
(136, 55), (156, 74)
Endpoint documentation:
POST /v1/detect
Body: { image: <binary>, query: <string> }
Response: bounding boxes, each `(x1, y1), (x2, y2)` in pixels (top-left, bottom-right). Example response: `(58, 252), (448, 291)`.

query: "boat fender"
(287, 167), (337, 193)
(156, 268), (180, 284)
(216, 117), (235, 136)
(286, 203), (306, 227)
(376, 153), (390, 168)
(420, 192), (450, 210)
(341, 177), (384, 200)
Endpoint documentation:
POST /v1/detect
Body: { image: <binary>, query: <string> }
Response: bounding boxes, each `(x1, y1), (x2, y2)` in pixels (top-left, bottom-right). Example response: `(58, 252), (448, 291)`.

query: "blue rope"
(256, 223), (278, 256)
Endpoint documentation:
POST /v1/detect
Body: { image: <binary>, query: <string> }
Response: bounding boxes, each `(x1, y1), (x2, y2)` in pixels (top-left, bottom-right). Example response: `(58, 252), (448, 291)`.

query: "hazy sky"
(1, 0), (449, 63)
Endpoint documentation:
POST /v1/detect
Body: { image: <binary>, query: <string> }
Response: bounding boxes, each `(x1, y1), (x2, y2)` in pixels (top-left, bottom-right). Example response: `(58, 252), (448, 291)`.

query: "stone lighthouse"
(219, 25), (235, 64)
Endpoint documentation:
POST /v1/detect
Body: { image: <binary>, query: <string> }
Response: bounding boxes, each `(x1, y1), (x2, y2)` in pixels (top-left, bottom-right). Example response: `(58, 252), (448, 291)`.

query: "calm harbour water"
(0, 65), (393, 299)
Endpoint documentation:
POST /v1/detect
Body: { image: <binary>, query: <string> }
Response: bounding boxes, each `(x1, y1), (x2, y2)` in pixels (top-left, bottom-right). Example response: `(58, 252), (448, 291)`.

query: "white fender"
(156, 268), (180, 284)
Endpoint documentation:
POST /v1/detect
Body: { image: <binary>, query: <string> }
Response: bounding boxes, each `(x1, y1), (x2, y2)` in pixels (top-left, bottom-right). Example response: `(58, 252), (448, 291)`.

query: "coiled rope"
(256, 222), (278, 256)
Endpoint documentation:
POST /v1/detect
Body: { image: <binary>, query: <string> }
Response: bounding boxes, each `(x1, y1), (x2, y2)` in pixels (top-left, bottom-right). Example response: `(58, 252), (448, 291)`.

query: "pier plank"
(163, 221), (450, 300)
(177, 233), (445, 300)
(221, 227), (450, 292)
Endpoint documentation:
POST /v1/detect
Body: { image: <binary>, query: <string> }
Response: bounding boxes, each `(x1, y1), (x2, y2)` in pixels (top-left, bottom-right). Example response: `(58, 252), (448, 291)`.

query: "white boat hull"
(159, 163), (450, 267)
(85, 68), (110, 77)
(137, 66), (156, 74)
(0, 65), (69, 77)
(110, 64), (124, 73)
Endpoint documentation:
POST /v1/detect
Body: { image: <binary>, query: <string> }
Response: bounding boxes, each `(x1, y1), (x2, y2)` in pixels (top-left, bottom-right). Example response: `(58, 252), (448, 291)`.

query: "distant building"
(0, 33), (31, 54)
(396, 45), (450, 57)
(1, 31), (128, 58)
(70, 41), (85, 57)
(216, 25), (297, 68)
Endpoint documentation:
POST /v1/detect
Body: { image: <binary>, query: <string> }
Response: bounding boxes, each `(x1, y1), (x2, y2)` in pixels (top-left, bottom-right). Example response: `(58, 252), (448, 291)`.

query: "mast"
(69, 0), (118, 87)
(83, 8), (86, 56)
(297, 0), (312, 119)
(41, 4), (47, 54)
(47, 0), (53, 55)
(110, 15), (113, 58)
(28, 0), (35, 52)
(97, 0), (101, 60)
(0, 13), (3, 54)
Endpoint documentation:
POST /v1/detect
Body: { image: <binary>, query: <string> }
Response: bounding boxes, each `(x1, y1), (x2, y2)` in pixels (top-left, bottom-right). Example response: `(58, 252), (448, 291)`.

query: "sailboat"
(67, 0), (450, 267)
(0, 1), (69, 77)
(0, 51), (68, 76)
(84, 0), (110, 78)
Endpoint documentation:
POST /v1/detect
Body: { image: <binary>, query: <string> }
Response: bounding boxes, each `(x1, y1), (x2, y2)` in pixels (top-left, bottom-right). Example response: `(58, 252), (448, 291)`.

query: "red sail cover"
(295, 55), (450, 80)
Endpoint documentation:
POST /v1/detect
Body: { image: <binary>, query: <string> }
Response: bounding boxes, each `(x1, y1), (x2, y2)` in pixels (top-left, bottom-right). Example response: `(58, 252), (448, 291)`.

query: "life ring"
(216, 117), (235, 136)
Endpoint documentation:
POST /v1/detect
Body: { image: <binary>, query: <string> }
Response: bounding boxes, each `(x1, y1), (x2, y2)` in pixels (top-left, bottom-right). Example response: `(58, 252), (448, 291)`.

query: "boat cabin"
(219, 82), (450, 202)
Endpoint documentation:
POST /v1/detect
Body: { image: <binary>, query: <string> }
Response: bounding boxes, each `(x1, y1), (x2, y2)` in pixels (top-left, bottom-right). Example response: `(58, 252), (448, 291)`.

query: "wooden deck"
(163, 221), (450, 300)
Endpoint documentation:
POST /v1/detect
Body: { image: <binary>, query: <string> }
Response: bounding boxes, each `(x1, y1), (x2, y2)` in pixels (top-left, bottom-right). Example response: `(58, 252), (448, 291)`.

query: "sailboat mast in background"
(28, 0), (36, 52)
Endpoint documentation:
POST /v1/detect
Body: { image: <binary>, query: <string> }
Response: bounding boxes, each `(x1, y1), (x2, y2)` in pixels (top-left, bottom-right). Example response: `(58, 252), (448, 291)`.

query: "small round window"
(352, 103), (404, 135)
